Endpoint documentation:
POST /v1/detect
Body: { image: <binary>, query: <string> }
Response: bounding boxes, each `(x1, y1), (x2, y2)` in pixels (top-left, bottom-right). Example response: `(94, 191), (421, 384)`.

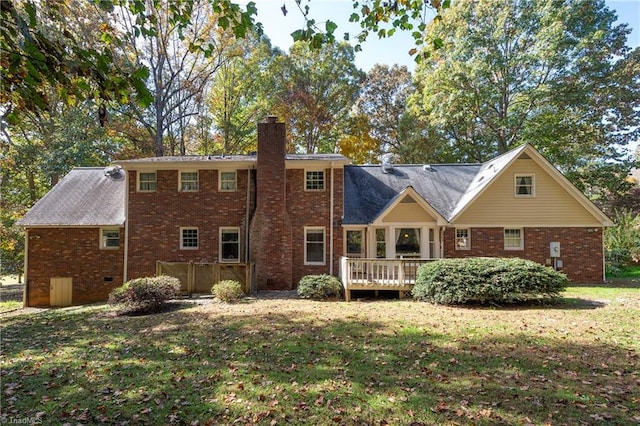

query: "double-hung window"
(138, 172), (157, 192)
(101, 228), (120, 249)
(515, 174), (534, 197)
(455, 228), (470, 250)
(219, 171), (237, 191)
(305, 227), (325, 265)
(180, 171), (199, 191)
(220, 227), (240, 262)
(180, 227), (198, 249)
(504, 228), (523, 250)
(305, 170), (325, 191)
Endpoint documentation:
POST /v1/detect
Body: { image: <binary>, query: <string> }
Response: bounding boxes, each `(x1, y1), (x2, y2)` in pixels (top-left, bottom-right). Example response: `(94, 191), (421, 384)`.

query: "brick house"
(18, 117), (612, 306)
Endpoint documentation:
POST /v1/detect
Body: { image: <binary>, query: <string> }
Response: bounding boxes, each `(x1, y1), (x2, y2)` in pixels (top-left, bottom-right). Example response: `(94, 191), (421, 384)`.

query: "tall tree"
(355, 64), (418, 159)
(1, 0), (447, 123)
(112, 1), (230, 157)
(410, 0), (639, 195)
(269, 41), (363, 154)
(206, 33), (275, 154)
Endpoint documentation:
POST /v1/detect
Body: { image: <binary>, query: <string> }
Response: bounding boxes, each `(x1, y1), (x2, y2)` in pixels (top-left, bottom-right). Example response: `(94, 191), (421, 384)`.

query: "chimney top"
(265, 115), (278, 123)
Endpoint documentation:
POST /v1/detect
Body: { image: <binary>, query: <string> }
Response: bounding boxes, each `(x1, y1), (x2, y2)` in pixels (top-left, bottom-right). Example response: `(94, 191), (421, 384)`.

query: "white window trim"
(137, 171), (157, 192)
(219, 227), (240, 263)
(179, 171), (199, 192)
(455, 228), (470, 250)
(514, 174), (535, 197)
(304, 226), (326, 265)
(100, 228), (120, 249)
(305, 170), (325, 191)
(219, 170), (237, 192)
(504, 228), (524, 250)
(180, 227), (199, 250)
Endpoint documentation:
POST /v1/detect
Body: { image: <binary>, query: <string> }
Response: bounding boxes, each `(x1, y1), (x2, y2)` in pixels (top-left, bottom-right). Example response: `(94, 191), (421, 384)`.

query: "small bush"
(412, 257), (568, 305)
(297, 274), (342, 300)
(212, 280), (244, 303)
(108, 276), (180, 314)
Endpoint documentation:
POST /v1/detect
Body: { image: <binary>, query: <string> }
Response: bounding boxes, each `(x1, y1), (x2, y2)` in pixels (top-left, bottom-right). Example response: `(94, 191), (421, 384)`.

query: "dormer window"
(515, 174), (534, 197)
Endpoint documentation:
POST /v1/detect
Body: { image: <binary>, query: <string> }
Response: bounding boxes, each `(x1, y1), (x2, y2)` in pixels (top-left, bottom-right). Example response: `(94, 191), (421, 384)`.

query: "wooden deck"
(340, 257), (433, 301)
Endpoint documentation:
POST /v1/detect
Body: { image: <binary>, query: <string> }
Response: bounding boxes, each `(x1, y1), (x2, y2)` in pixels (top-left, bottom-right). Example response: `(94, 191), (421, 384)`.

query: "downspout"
(329, 162), (335, 275)
(123, 170), (130, 283)
(440, 227), (445, 259)
(22, 229), (29, 307)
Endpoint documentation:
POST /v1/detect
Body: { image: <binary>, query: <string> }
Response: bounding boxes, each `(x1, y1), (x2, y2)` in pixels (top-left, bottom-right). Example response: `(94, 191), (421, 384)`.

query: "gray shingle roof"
(343, 163), (482, 224)
(17, 167), (126, 227)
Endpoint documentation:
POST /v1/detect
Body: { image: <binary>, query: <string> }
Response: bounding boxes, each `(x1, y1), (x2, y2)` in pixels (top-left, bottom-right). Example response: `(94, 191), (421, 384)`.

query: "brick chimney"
(249, 116), (293, 289)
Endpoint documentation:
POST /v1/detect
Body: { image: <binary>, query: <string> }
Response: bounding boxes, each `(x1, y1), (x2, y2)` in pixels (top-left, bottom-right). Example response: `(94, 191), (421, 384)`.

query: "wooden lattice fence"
(156, 261), (254, 295)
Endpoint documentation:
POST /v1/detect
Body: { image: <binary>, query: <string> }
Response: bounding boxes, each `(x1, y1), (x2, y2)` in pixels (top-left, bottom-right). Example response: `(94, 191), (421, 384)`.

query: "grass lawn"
(1, 284), (638, 425)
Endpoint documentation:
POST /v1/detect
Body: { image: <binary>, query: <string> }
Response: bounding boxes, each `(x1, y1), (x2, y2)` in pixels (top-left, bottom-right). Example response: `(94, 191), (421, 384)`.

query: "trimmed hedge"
(412, 258), (568, 305)
(108, 276), (181, 314)
(212, 280), (244, 303)
(297, 274), (342, 300)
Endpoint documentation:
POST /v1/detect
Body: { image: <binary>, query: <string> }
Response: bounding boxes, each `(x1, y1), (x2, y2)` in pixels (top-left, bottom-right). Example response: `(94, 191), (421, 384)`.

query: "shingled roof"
(343, 162), (482, 224)
(17, 167), (126, 227)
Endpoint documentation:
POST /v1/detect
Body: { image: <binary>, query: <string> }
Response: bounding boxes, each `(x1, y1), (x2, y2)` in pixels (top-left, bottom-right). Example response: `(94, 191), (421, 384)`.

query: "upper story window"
(305, 170), (325, 191)
(101, 228), (120, 249)
(219, 171), (237, 191)
(504, 228), (523, 250)
(220, 227), (240, 262)
(515, 174), (534, 197)
(180, 227), (198, 249)
(180, 171), (199, 191)
(455, 228), (470, 250)
(138, 172), (157, 192)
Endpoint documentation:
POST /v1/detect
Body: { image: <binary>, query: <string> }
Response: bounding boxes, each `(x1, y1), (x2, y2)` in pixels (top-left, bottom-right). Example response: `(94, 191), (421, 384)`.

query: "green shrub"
(108, 276), (180, 314)
(605, 209), (640, 271)
(212, 280), (245, 303)
(412, 258), (568, 305)
(297, 274), (342, 300)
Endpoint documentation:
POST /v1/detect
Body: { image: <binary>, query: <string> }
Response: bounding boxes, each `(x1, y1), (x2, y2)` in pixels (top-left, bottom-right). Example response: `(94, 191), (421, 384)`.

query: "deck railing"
(340, 257), (434, 301)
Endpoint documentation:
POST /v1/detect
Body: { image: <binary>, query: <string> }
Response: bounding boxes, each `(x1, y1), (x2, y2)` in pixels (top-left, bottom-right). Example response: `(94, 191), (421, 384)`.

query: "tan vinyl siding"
(455, 159), (599, 226)
(381, 202), (437, 223)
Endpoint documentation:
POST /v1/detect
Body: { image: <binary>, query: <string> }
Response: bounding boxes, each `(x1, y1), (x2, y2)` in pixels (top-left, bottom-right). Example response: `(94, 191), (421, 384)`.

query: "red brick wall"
(287, 167), (344, 286)
(25, 228), (124, 307)
(126, 168), (250, 280)
(443, 227), (604, 283)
